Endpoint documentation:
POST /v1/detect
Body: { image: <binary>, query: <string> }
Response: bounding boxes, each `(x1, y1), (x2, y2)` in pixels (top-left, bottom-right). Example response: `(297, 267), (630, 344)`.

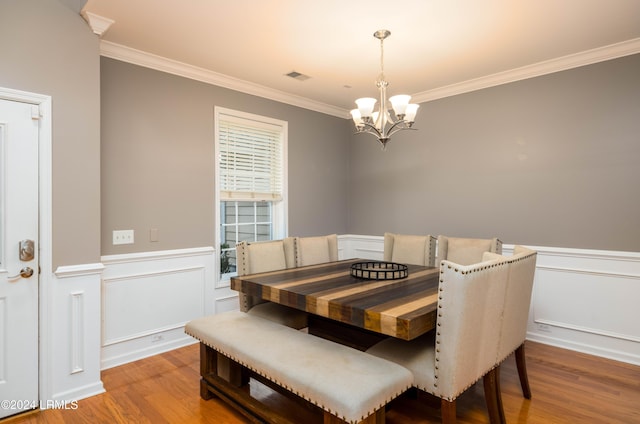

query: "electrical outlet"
(113, 229), (134, 245)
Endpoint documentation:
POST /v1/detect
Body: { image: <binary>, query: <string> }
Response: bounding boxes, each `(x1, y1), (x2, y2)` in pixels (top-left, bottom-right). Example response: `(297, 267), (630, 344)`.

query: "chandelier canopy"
(350, 30), (419, 150)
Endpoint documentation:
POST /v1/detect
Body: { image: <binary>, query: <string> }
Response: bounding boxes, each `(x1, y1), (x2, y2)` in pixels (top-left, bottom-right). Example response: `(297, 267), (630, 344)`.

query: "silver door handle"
(8, 267), (34, 279)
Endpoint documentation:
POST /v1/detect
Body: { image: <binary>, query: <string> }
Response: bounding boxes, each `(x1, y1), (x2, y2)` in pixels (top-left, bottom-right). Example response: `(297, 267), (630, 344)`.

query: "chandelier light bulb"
(355, 97), (377, 118)
(350, 109), (363, 127)
(404, 104), (420, 123)
(389, 94), (411, 116)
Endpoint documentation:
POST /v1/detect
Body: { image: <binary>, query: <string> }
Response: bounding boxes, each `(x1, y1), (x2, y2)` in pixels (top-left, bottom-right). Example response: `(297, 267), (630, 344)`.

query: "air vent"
(285, 71), (310, 81)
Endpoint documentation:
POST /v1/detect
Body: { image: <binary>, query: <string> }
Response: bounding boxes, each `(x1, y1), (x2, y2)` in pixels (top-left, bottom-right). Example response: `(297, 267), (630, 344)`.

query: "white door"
(0, 98), (39, 418)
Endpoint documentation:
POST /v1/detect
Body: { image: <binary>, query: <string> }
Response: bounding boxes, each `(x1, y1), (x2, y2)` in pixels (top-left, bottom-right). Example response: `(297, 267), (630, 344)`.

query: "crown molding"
(99, 41), (347, 118)
(100, 38), (640, 119)
(82, 11), (114, 37)
(412, 37), (640, 104)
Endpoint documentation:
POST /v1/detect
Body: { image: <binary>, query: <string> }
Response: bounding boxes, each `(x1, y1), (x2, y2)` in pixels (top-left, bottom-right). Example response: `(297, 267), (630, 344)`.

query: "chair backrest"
(496, 246), (537, 363)
(383, 232), (436, 266)
(235, 238), (296, 311)
(435, 235), (502, 266)
(434, 255), (509, 401)
(295, 234), (338, 266)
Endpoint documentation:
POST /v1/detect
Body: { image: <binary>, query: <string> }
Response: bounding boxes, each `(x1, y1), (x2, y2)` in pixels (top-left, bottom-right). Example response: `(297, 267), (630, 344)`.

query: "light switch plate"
(113, 229), (134, 245)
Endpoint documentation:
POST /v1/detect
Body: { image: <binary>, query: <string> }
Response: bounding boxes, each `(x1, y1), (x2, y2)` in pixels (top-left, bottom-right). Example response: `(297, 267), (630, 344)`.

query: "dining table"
(230, 258), (440, 350)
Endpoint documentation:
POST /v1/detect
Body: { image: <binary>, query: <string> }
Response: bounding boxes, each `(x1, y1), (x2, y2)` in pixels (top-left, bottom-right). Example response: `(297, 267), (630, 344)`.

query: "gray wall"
(4, 0), (636, 262)
(0, 0), (101, 268)
(100, 58), (350, 255)
(348, 53), (640, 252)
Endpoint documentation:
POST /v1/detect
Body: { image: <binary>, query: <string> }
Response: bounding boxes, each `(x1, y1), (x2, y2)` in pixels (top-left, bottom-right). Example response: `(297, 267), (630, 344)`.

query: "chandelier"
(350, 30), (419, 150)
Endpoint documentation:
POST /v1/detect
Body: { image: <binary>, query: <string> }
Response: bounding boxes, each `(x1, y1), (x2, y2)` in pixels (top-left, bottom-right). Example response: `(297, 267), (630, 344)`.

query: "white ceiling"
(82, 0), (640, 117)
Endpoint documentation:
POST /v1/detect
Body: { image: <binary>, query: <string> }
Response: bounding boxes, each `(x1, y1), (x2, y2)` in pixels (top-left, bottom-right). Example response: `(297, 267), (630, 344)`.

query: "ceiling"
(82, 0), (640, 117)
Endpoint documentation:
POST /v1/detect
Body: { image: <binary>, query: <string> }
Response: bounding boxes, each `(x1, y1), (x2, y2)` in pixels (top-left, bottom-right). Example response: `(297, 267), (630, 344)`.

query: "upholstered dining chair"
(495, 246), (537, 401)
(295, 234), (339, 266)
(383, 232), (437, 266)
(366, 255), (510, 424)
(435, 235), (502, 266)
(236, 239), (308, 330)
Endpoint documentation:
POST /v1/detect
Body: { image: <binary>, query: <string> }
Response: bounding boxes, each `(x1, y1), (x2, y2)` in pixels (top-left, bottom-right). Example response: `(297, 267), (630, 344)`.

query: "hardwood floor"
(6, 341), (640, 423)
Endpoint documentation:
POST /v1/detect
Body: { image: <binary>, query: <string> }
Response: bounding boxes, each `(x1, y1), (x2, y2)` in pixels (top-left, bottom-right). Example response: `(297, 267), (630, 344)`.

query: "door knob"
(8, 267), (34, 279)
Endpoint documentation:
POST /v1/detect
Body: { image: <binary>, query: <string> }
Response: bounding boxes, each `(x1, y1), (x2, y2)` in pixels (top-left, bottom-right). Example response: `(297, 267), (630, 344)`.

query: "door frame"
(0, 87), (53, 403)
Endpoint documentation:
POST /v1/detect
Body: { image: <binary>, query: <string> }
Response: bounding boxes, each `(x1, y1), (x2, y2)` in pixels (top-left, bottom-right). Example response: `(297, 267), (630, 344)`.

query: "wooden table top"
(230, 259), (440, 340)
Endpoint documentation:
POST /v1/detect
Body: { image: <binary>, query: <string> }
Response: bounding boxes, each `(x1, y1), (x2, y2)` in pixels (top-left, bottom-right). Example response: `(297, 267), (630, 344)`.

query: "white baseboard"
(47, 381), (105, 404)
(101, 327), (197, 370)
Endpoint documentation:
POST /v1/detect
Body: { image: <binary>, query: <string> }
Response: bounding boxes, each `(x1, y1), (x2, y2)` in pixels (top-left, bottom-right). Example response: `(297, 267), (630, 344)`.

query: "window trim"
(214, 107), (288, 287)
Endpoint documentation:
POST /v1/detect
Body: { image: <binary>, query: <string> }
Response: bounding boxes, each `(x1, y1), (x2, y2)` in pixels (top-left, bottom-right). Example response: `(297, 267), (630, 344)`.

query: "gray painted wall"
(347, 54), (640, 252)
(100, 58), (350, 255)
(0, 0), (101, 268)
(3, 0), (637, 261)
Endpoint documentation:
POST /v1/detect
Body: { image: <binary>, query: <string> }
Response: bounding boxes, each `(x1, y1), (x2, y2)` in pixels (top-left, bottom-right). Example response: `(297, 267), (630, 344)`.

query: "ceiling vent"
(285, 71), (310, 81)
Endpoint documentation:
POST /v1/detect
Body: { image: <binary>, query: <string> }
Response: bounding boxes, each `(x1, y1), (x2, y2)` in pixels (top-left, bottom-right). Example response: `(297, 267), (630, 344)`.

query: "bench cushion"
(185, 311), (413, 423)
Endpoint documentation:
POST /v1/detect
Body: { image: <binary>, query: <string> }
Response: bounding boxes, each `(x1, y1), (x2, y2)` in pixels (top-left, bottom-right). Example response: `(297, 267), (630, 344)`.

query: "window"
(215, 107), (287, 281)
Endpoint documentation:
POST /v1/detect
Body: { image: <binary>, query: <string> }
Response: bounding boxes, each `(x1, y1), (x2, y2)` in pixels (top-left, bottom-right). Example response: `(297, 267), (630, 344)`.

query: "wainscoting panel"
(99, 240), (640, 368)
(100, 247), (214, 369)
(533, 267), (640, 341)
(339, 235), (640, 365)
(524, 246), (640, 365)
(70, 291), (85, 374)
(337, 234), (384, 261)
(50, 264), (105, 402)
(103, 266), (206, 345)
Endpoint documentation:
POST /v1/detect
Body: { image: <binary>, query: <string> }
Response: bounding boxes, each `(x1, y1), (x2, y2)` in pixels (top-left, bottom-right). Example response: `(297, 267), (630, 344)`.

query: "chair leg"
(515, 343), (532, 399)
(440, 399), (456, 424)
(483, 367), (505, 424)
(494, 366), (506, 424)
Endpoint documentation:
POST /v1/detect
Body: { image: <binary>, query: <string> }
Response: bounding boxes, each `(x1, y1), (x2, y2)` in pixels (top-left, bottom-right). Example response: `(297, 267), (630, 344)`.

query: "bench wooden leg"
(199, 343), (217, 400)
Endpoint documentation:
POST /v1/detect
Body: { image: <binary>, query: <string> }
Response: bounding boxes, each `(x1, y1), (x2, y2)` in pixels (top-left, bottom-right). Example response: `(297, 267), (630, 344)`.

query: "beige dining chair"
(383, 232), (436, 266)
(495, 246), (537, 402)
(294, 234), (339, 266)
(236, 239), (308, 330)
(367, 254), (510, 424)
(435, 235), (502, 266)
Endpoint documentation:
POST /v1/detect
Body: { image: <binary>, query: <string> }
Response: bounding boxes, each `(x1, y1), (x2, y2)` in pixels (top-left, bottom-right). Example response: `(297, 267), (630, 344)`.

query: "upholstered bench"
(185, 311), (413, 424)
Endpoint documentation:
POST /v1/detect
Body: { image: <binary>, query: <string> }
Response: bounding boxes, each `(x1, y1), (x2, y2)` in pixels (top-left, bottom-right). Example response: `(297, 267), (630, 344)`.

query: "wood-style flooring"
(6, 340), (640, 423)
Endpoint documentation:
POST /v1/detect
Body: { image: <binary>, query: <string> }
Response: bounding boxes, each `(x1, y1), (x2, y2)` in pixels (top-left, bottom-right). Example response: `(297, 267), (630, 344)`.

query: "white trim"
(100, 41), (346, 118)
(70, 291), (85, 374)
(412, 37), (640, 104)
(80, 11), (114, 37)
(101, 246), (214, 264)
(100, 38), (640, 118)
(54, 263), (105, 278)
(533, 317), (640, 344)
(0, 86), (54, 403)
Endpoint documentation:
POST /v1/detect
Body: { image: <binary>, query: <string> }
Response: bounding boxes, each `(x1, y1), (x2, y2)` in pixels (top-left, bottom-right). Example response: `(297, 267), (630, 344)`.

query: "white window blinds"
(218, 113), (284, 201)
